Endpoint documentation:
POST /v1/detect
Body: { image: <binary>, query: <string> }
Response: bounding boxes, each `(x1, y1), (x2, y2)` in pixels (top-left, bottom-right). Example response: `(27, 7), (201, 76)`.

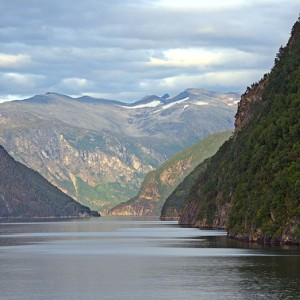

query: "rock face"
(0, 145), (99, 218)
(234, 74), (269, 138)
(109, 131), (232, 216)
(178, 17), (300, 245)
(1, 124), (156, 213)
(0, 89), (238, 213)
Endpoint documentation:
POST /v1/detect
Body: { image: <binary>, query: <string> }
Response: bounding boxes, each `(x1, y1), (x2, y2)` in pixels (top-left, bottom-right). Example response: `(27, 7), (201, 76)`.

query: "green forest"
(177, 18), (300, 244)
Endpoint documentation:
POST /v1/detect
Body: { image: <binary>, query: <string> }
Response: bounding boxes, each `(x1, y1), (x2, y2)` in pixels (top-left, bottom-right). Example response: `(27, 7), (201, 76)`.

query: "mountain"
(160, 159), (209, 221)
(0, 89), (239, 213)
(108, 130), (232, 216)
(0, 145), (99, 218)
(177, 18), (300, 245)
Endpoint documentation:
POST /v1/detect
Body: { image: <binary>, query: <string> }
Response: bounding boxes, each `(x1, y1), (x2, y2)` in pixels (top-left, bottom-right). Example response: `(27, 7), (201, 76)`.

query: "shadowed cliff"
(0, 145), (99, 218)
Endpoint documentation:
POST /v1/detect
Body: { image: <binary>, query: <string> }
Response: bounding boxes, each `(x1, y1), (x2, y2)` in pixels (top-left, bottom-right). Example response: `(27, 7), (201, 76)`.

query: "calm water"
(0, 216), (299, 300)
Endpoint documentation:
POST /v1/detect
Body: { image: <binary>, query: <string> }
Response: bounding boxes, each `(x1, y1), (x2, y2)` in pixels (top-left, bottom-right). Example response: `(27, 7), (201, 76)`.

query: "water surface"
(0, 216), (299, 299)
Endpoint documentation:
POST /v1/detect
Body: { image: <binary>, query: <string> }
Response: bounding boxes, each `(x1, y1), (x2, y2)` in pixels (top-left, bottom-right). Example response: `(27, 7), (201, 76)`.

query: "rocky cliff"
(1, 123), (157, 213)
(234, 74), (269, 138)
(0, 145), (99, 218)
(178, 17), (300, 245)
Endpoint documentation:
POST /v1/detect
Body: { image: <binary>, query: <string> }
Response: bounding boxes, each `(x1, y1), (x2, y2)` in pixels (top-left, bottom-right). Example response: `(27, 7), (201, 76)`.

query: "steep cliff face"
(179, 18), (300, 245)
(109, 131), (232, 216)
(0, 145), (98, 218)
(234, 74), (269, 138)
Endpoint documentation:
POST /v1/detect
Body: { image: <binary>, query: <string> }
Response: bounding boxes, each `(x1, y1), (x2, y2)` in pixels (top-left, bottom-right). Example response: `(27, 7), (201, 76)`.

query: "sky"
(0, 0), (299, 103)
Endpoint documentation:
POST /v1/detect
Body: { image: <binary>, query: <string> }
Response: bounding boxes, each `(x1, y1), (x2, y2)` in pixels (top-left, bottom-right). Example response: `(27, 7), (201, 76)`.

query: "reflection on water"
(0, 216), (299, 300)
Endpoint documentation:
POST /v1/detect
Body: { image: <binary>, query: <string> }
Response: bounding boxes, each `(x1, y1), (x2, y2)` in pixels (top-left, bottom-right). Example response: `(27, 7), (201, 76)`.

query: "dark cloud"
(0, 0), (299, 102)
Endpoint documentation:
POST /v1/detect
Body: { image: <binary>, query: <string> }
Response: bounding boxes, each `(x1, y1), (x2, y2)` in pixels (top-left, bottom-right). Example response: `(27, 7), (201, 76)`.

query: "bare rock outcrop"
(234, 74), (269, 138)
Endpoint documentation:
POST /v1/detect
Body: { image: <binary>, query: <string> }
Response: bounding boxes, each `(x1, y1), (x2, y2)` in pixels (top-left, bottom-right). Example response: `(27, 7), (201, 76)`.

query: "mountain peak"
(161, 93), (170, 100)
(132, 95), (163, 105)
(23, 92), (73, 104)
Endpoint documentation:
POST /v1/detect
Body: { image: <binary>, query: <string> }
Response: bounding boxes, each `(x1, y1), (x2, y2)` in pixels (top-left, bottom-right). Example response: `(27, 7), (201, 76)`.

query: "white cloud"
(0, 0), (299, 101)
(139, 69), (264, 94)
(0, 94), (29, 103)
(54, 77), (95, 95)
(154, 0), (248, 11)
(0, 72), (47, 96)
(148, 48), (266, 69)
(149, 48), (218, 68)
(0, 53), (31, 68)
(2, 73), (43, 87)
(61, 77), (91, 88)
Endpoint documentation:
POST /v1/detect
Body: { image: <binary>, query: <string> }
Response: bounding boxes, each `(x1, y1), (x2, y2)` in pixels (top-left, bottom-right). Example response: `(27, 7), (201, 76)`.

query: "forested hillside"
(178, 18), (300, 244)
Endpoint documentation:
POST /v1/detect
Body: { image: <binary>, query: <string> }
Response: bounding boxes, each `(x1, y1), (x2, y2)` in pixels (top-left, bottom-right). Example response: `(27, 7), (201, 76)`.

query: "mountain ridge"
(11, 88), (239, 107)
(0, 88), (239, 213)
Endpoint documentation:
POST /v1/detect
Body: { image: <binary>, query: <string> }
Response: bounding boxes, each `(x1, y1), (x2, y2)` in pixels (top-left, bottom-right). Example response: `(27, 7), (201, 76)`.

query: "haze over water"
(0, 217), (299, 300)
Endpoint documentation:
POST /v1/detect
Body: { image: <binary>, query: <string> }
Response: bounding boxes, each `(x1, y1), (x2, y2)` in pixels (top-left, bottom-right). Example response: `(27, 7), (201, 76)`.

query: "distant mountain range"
(0, 145), (99, 218)
(0, 88), (239, 213)
(109, 130), (232, 217)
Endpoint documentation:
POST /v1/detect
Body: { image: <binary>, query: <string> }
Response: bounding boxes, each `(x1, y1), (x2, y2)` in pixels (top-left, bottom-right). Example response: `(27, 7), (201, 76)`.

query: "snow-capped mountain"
(0, 88), (240, 213)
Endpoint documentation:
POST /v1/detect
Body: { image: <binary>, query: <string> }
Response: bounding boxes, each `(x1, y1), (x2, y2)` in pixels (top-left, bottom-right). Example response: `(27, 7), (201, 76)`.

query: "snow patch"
(152, 97), (190, 113)
(183, 104), (189, 110)
(121, 100), (162, 109)
(161, 97), (190, 110)
(161, 102), (177, 110)
(155, 97), (190, 113)
(194, 101), (209, 106)
(177, 97), (190, 102)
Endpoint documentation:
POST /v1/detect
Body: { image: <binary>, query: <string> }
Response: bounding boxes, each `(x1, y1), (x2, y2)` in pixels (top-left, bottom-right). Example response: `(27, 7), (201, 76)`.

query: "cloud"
(139, 69), (264, 95)
(0, 53), (32, 68)
(56, 77), (95, 94)
(0, 0), (299, 102)
(148, 48), (269, 70)
(154, 0), (249, 11)
(0, 94), (29, 103)
(0, 72), (46, 94)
